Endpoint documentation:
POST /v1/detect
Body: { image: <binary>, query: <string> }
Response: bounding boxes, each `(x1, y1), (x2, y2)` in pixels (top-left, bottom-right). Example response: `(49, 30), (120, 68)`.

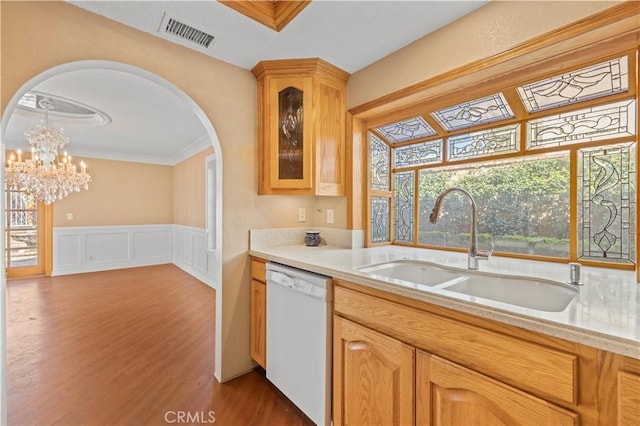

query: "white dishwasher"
(266, 262), (332, 426)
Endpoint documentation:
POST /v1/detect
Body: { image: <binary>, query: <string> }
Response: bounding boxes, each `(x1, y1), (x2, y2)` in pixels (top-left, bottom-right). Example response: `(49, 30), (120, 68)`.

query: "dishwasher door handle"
(267, 270), (327, 300)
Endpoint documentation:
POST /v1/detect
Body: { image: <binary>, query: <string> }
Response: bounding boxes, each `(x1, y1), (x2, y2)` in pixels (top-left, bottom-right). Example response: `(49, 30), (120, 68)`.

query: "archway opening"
(0, 61), (225, 421)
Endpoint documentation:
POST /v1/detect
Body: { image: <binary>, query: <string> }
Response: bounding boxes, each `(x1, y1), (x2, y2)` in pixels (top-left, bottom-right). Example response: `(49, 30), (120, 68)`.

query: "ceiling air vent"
(162, 16), (215, 48)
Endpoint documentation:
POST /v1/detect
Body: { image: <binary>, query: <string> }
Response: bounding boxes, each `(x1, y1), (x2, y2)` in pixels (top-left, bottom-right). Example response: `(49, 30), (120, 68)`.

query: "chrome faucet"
(429, 188), (493, 270)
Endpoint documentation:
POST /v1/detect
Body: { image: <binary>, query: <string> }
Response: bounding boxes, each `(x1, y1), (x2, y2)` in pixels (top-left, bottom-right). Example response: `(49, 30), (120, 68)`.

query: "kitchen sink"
(439, 274), (578, 312)
(355, 259), (465, 287)
(355, 260), (578, 312)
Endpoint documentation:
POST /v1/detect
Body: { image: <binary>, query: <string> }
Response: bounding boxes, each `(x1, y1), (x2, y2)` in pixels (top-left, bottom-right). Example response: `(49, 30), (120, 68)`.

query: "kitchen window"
(367, 52), (637, 269)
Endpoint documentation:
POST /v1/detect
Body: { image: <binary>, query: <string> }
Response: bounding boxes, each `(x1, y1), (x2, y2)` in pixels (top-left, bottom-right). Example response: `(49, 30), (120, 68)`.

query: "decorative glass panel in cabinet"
(252, 59), (348, 195)
(278, 87), (304, 180)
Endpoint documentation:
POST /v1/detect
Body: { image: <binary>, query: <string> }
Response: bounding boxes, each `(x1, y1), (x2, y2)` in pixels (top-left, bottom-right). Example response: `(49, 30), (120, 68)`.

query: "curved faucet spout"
(429, 188), (475, 224)
(429, 187), (493, 270)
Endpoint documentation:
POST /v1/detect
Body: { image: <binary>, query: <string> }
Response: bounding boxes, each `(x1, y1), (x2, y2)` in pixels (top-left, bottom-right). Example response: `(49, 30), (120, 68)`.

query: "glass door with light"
(5, 187), (46, 278)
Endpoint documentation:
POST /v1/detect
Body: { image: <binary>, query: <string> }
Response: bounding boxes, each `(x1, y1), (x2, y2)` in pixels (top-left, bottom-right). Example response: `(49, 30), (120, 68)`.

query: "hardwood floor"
(6, 264), (314, 426)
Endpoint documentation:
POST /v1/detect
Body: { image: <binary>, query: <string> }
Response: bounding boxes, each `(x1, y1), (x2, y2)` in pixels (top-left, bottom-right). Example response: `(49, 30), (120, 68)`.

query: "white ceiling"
(5, 1), (489, 164)
(71, 0), (488, 73)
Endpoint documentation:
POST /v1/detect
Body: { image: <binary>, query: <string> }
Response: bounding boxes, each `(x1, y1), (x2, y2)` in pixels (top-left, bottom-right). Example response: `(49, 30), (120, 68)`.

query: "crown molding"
(170, 133), (213, 165)
(219, 0), (311, 32)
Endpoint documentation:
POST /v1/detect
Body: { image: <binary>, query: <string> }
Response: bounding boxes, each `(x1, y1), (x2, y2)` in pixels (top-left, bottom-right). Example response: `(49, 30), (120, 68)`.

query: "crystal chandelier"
(5, 97), (91, 205)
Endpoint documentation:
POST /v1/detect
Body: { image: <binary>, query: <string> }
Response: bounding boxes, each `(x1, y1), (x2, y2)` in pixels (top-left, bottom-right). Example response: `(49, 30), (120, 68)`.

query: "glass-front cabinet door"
(277, 86), (304, 180)
(269, 76), (313, 190)
(253, 58), (348, 196)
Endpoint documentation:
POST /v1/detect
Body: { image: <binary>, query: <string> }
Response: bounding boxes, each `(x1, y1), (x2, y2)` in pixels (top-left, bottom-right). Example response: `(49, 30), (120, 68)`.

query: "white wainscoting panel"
(53, 225), (173, 276)
(172, 225), (217, 289)
(133, 230), (173, 260)
(57, 234), (82, 267)
(85, 232), (130, 263)
(52, 225), (217, 289)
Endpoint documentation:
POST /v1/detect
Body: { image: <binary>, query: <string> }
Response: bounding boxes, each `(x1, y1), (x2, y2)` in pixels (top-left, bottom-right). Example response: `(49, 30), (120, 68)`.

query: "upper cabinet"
(252, 59), (349, 195)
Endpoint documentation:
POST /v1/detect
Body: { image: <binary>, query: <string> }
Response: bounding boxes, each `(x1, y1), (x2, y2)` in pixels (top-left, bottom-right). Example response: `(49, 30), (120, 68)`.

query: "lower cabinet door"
(416, 351), (578, 426)
(618, 371), (640, 426)
(333, 317), (415, 426)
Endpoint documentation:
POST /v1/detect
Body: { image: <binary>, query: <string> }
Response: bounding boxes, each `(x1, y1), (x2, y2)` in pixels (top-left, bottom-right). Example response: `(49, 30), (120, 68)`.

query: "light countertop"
(250, 240), (640, 359)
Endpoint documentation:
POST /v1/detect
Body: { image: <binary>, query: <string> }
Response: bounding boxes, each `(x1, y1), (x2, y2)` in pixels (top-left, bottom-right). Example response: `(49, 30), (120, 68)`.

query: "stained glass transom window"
(394, 139), (443, 168)
(394, 172), (414, 243)
(447, 124), (520, 161)
(371, 197), (390, 243)
(432, 93), (514, 131)
(527, 100), (636, 150)
(370, 133), (390, 191)
(518, 56), (629, 113)
(578, 143), (636, 264)
(376, 116), (437, 143)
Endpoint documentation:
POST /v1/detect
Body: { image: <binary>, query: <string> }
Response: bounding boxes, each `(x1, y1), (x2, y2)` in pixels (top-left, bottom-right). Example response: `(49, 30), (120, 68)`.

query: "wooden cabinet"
(252, 58), (349, 195)
(333, 284), (578, 402)
(617, 371), (640, 425)
(416, 352), (578, 426)
(332, 280), (591, 426)
(250, 258), (267, 368)
(333, 317), (414, 426)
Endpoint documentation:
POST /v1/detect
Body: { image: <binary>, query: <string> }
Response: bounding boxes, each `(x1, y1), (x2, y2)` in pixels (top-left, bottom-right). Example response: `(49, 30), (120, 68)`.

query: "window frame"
(364, 50), (638, 270)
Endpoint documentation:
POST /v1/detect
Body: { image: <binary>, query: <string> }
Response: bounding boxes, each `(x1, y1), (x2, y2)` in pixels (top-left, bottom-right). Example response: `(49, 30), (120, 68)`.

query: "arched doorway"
(0, 61), (225, 420)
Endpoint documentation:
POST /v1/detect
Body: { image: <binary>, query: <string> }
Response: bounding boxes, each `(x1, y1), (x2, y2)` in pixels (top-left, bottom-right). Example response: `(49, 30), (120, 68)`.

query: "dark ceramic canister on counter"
(304, 231), (321, 246)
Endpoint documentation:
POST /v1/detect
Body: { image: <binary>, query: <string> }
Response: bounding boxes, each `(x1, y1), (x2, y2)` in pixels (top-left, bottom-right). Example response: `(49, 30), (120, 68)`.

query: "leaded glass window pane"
(518, 56), (629, 113)
(418, 153), (570, 257)
(371, 197), (390, 243)
(370, 133), (390, 191)
(432, 93), (514, 131)
(394, 139), (443, 168)
(527, 100), (636, 150)
(578, 143), (636, 264)
(394, 172), (414, 243)
(447, 124), (520, 161)
(376, 116), (436, 143)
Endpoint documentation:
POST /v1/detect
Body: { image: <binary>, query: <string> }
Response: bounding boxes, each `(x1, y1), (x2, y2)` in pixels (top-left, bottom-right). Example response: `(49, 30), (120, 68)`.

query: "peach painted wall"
(52, 157), (173, 226)
(347, 0), (624, 108)
(174, 147), (213, 228)
(0, 0), (314, 384)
